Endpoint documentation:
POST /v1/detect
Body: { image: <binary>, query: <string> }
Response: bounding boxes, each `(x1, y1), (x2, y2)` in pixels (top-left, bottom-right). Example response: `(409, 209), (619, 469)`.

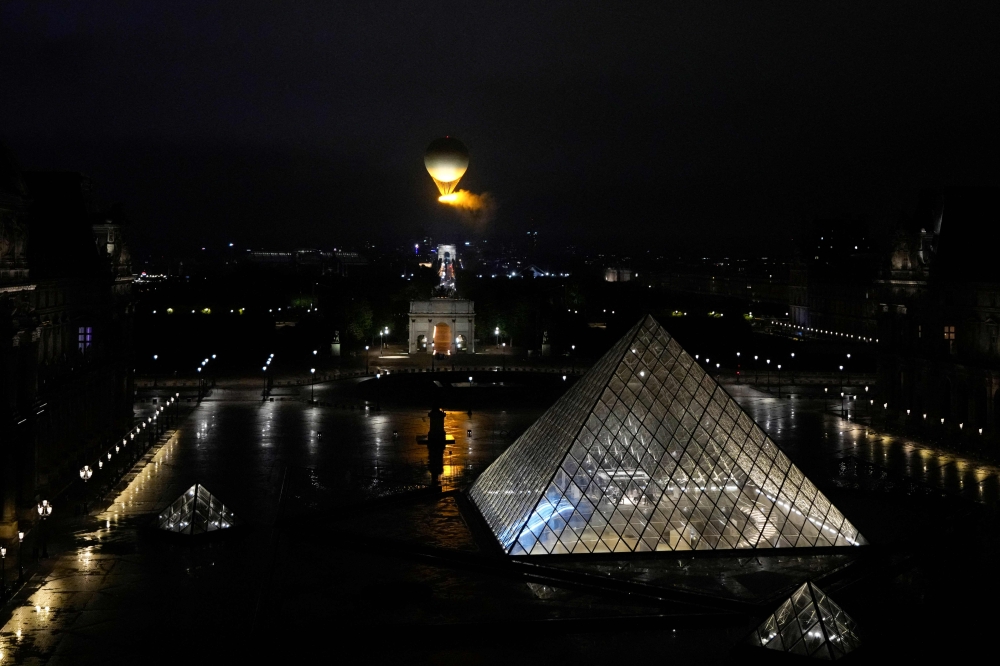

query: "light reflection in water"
(739, 392), (1000, 506)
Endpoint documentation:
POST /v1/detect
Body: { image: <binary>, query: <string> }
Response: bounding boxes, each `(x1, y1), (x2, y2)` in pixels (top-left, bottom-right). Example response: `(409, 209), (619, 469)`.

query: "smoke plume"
(439, 190), (496, 228)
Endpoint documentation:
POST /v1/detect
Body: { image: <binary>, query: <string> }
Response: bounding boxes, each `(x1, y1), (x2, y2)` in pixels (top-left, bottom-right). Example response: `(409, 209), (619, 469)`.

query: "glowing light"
(438, 189), (490, 211)
(425, 137), (469, 195)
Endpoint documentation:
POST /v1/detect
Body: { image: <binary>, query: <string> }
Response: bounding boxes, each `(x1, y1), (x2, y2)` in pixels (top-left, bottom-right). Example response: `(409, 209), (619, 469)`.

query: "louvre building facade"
(0, 142), (134, 540)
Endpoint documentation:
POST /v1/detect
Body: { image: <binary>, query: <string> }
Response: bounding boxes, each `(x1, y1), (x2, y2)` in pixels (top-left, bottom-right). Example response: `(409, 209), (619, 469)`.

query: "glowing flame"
(438, 190), (488, 211)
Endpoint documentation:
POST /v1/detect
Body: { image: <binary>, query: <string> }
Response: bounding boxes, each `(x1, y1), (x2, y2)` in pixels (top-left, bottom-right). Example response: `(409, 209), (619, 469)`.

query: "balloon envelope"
(424, 137), (469, 195)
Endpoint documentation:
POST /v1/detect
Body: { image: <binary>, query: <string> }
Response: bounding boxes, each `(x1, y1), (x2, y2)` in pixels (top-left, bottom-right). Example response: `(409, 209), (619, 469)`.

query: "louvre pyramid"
(469, 315), (866, 555)
(157, 483), (237, 534)
(750, 581), (860, 659)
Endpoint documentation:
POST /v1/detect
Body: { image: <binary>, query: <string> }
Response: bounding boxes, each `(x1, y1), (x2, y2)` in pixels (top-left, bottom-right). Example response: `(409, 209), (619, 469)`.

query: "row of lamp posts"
(2, 394), (180, 599)
(1, 511), (46, 599)
(78, 394), (179, 505)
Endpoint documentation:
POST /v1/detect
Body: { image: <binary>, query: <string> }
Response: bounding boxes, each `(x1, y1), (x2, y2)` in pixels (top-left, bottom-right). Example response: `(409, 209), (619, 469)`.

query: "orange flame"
(438, 190), (488, 211)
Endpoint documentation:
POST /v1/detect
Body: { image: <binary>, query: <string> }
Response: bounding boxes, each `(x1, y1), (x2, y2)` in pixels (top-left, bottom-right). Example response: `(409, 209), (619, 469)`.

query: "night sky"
(2, 1), (997, 255)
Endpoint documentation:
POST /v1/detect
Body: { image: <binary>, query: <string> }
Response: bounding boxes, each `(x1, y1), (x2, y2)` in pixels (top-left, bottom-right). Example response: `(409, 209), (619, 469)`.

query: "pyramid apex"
(158, 483), (237, 535)
(750, 581), (860, 658)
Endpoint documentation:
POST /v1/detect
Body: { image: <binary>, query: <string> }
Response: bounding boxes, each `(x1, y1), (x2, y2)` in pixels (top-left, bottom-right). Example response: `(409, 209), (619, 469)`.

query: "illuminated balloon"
(424, 137), (469, 196)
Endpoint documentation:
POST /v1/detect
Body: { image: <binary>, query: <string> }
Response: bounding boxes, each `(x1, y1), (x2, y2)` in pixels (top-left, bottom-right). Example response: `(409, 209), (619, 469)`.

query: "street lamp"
(501, 342), (506, 371)
(776, 364), (782, 398)
(839, 365), (844, 393)
(766, 359), (771, 389)
(262, 365), (268, 399)
(310, 368), (316, 403)
(736, 351), (741, 383)
(80, 465), (92, 482)
(38, 500), (53, 519)
(571, 344), (576, 374)
(37, 500), (53, 558)
(1, 545), (6, 597)
(754, 355), (759, 386)
(17, 531), (24, 582)
(365, 345), (370, 375)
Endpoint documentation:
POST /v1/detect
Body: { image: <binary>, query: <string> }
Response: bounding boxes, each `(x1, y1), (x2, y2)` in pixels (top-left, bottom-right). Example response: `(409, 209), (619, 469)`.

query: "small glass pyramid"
(157, 483), (237, 534)
(469, 315), (866, 555)
(750, 581), (860, 659)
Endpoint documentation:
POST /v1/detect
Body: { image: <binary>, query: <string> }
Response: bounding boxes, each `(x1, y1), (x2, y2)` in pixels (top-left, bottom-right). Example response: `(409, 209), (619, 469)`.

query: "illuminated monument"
(469, 315), (865, 555)
(408, 244), (476, 355)
(157, 484), (237, 535)
(749, 581), (860, 658)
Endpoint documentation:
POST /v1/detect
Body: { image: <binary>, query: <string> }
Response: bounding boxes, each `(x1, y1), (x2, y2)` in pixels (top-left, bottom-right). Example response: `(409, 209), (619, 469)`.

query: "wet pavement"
(727, 385), (1000, 508)
(1, 374), (997, 663)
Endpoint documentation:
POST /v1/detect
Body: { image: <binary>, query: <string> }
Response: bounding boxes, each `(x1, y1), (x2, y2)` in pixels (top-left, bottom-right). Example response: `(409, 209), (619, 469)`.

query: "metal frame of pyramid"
(750, 581), (860, 658)
(469, 315), (866, 555)
(157, 483), (237, 535)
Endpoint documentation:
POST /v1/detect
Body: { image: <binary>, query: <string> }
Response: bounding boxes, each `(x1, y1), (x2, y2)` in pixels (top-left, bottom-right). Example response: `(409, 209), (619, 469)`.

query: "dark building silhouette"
(0, 143), (134, 539)
(789, 218), (879, 340)
(877, 189), (1000, 436)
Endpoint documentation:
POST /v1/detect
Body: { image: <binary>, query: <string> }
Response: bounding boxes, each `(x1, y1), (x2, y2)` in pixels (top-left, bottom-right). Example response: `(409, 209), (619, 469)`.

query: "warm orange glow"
(433, 322), (452, 351)
(425, 137), (469, 195)
(430, 176), (463, 196)
(438, 189), (487, 211)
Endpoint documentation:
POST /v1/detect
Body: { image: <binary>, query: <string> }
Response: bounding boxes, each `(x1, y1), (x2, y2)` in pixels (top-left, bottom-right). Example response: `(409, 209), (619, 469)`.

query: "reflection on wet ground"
(336, 495), (479, 552)
(0, 384), (546, 663)
(2, 376), (999, 662)
(545, 553), (855, 605)
(728, 385), (1000, 506)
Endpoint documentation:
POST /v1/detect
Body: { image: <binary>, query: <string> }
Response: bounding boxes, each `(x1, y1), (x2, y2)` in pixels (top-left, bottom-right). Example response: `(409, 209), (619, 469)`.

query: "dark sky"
(2, 1), (997, 255)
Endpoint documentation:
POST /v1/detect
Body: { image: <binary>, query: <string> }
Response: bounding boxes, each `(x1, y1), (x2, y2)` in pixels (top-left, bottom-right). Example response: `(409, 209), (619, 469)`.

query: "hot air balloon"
(424, 137), (469, 198)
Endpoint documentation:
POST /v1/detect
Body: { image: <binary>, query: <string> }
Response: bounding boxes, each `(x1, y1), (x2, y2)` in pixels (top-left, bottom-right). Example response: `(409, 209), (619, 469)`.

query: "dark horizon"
(2, 1), (997, 257)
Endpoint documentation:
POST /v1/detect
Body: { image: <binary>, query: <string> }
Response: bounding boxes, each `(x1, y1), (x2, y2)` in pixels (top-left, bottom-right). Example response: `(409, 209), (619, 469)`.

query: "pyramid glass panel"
(469, 315), (866, 554)
(750, 581), (860, 659)
(157, 483), (238, 535)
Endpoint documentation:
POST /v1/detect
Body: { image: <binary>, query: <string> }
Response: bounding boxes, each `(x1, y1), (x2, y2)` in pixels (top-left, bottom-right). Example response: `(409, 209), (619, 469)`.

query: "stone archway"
(433, 322), (452, 354)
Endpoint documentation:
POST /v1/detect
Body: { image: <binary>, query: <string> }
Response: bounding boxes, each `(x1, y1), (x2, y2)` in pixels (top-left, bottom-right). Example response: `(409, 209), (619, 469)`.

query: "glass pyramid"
(157, 483), (237, 534)
(750, 581), (860, 659)
(469, 315), (866, 555)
